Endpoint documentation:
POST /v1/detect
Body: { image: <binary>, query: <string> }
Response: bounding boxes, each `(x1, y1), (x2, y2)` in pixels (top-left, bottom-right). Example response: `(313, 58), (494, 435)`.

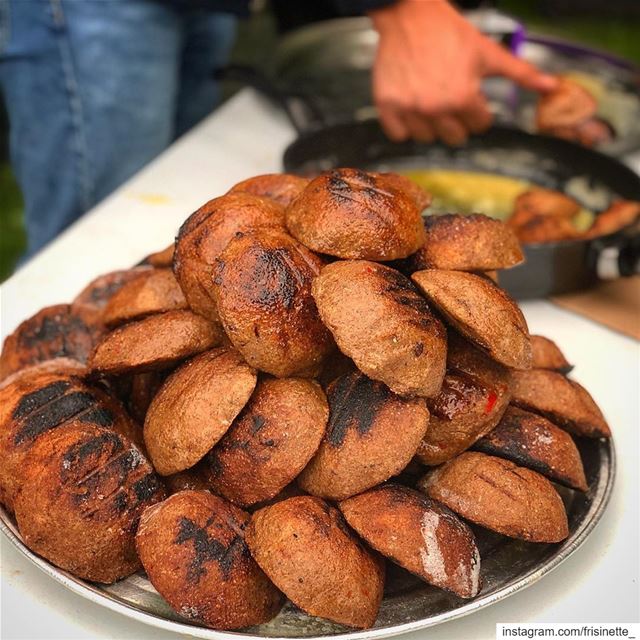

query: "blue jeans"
(0, 0), (236, 257)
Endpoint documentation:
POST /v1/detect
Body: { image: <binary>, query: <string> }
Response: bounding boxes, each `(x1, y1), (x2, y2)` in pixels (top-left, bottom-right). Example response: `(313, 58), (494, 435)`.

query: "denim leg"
(0, 0), (182, 257)
(175, 11), (237, 138)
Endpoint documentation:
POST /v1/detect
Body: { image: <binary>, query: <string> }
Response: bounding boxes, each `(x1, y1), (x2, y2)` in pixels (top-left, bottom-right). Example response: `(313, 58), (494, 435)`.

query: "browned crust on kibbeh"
(103, 269), (187, 327)
(312, 260), (447, 397)
(403, 214), (523, 272)
(206, 377), (328, 506)
(510, 369), (610, 438)
(88, 310), (223, 376)
(212, 229), (334, 378)
(339, 484), (481, 598)
(286, 168), (426, 260)
(530, 335), (573, 374)
(14, 422), (165, 582)
(174, 192), (286, 320)
(473, 406), (588, 491)
(136, 490), (283, 629)
(1, 304), (105, 381)
(419, 451), (569, 543)
(411, 269), (532, 369)
(144, 347), (257, 475)
(245, 496), (384, 629)
(298, 371), (429, 500)
(415, 333), (511, 466)
(228, 174), (310, 208)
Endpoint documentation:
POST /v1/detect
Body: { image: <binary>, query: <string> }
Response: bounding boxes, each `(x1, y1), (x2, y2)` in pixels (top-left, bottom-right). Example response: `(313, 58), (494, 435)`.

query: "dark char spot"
(14, 391), (99, 445)
(326, 372), (392, 447)
(78, 406), (114, 427)
(12, 380), (71, 419)
(132, 473), (163, 502)
(175, 516), (245, 583)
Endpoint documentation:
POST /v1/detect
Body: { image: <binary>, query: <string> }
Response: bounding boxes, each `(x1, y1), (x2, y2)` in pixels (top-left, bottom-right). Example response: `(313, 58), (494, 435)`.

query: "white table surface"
(1, 90), (638, 640)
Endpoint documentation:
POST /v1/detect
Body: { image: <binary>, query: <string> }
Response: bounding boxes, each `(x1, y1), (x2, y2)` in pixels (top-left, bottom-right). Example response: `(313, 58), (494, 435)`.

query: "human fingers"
(377, 102), (411, 141)
(430, 114), (469, 146)
(480, 36), (558, 93)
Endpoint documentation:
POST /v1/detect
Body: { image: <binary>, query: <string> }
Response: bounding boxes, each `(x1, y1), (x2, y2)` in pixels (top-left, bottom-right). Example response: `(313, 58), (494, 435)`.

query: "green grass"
(499, 0), (640, 64)
(0, 163), (25, 282)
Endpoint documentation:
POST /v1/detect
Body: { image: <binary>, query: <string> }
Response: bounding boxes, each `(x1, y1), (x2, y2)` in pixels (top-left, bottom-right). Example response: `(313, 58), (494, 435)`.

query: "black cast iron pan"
(282, 120), (640, 299)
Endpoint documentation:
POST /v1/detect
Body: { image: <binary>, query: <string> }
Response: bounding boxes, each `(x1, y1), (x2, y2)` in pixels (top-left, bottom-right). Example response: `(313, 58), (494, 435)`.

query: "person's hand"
(369, 0), (559, 145)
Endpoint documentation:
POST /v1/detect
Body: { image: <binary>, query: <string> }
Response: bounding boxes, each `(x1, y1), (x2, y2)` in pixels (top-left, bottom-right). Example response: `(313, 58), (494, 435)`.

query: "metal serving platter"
(0, 437), (615, 640)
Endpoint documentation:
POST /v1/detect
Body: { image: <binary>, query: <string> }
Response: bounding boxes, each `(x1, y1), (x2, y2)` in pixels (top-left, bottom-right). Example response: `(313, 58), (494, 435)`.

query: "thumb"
(480, 37), (559, 93)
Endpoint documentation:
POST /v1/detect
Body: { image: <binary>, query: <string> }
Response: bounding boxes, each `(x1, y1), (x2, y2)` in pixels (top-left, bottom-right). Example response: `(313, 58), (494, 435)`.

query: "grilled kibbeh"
(14, 422), (165, 582)
(212, 229), (334, 378)
(411, 269), (532, 370)
(142, 243), (175, 268)
(174, 193), (286, 320)
(536, 78), (598, 132)
(402, 214), (523, 272)
(136, 491), (283, 629)
(420, 452), (569, 543)
(474, 406), (588, 491)
(530, 335), (573, 374)
(298, 371), (429, 500)
(511, 369), (610, 438)
(416, 334), (511, 466)
(312, 261), (446, 397)
(103, 269), (187, 327)
(340, 485), (481, 598)
(89, 310), (222, 376)
(206, 377), (328, 506)
(246, 496), (385, 629)
(286, 168), (426, 260)
(1, 304), (105, 381)
(72, 267), (152, 315)
(228, 173), (309, 208)
(585, 200), (640, 238)
(144, 348), (257, 475)
(0, 368), (141, 510)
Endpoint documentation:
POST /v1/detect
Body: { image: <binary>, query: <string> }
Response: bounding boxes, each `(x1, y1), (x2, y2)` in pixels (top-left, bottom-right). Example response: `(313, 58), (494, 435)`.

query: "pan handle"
(590, 224), (640, 280)
(214, 65), (328, 134)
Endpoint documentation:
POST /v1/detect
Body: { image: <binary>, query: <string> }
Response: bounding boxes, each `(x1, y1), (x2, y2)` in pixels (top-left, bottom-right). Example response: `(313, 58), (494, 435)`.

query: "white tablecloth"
(1, 90), (638, 640)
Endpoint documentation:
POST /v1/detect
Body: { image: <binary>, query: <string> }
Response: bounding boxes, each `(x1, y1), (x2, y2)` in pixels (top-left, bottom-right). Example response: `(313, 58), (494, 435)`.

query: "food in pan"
(136, 490), (283, 629)
(536, 77), (614, 148)
(245, 495), (385, 629)
(404, 169), (636, 245)
(0, 169), (613, 632)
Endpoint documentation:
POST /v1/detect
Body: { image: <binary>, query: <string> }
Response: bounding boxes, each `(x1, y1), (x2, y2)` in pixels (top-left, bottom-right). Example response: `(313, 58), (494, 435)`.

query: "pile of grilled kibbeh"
(0, 169), (611, 631)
